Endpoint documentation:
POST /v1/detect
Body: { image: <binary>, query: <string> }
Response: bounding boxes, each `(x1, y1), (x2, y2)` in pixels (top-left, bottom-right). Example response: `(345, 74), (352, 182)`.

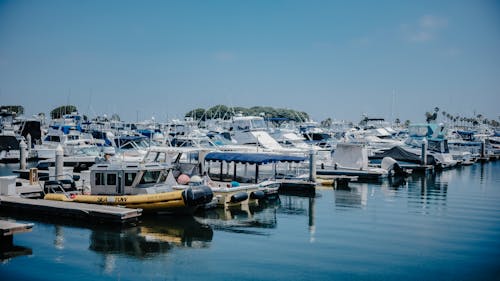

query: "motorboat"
(317, 143), (399, 181)
(44, 161), (213, 214)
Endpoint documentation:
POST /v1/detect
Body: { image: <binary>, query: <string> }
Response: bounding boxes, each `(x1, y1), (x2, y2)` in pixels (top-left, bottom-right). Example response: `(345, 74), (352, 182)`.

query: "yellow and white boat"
(44, 162), (213, 214)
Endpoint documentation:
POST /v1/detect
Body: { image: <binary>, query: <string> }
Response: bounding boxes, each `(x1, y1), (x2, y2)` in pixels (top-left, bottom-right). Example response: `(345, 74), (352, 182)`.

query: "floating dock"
(0, 196), (142, 224)
(0, 219), (34, 248)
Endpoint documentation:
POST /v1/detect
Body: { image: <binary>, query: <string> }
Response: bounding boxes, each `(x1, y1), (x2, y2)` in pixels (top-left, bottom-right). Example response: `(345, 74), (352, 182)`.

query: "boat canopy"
(204, 152), (306, 165)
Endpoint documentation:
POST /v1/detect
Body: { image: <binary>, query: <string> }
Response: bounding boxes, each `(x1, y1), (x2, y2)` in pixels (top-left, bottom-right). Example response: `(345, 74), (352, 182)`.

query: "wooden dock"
(0, 196), (142, 224)
(0, 219), (34, 249)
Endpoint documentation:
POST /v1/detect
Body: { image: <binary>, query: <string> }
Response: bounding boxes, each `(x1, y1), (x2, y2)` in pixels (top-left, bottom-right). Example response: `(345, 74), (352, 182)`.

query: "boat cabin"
(90, 162), (174, 195)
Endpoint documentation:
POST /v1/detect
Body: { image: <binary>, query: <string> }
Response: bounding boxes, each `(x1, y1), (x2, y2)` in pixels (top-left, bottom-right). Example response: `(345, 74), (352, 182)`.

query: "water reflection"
(0, 244), (32, 262)
(406, 172), (449, 215)
(333, 184), (369, 209)
(279, 195), (316, 240)
(195, 199), (280, 235)
(89, 216), (213, 258)
(327, 169), (452, 213)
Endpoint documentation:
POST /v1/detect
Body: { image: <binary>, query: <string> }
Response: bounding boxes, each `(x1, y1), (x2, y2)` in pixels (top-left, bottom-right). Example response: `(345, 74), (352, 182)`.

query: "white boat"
(317, 143), (396, 181)
(34, 128), (96, 159)
(0, 132), (24, 163)
(402, 124), (458, 169)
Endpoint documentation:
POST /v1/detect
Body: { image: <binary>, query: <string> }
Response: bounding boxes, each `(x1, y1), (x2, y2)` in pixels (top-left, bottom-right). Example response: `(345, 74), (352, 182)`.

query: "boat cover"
(372, 146), (422, 163)
(204, 152), (306, 164)
(332, 143), (368, 169)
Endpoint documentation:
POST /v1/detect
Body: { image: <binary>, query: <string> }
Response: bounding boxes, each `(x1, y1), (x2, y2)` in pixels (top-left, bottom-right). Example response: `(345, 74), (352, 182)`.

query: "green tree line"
(185, 105), (309, 122)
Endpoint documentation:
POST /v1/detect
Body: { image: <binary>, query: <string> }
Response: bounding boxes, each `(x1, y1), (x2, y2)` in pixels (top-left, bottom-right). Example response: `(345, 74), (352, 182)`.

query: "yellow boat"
(44, 162), (213, 214)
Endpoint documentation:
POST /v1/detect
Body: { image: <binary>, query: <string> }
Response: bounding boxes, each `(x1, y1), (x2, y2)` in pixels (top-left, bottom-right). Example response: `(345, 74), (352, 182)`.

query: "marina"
(1, 1), (499, 279)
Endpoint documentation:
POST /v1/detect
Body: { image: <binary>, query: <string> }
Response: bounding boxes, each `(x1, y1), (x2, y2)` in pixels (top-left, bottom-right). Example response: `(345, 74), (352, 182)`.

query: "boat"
(0, 111), (40, 163)
(402, 124), (458, 169)
(317, 143), (399, 181)
(34, 128), (96, 159)
(44, 161), (213, 214)
(203, 151), (314, 198)
(0, 132), (24, 163)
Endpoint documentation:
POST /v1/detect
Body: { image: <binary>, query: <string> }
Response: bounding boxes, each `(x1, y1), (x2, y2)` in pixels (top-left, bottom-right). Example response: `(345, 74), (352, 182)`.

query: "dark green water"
(1, 161), (499, 281)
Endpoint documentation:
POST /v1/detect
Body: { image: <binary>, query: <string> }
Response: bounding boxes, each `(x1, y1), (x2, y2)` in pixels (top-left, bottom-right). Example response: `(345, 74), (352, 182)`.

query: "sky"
(0, 0), (499, 123)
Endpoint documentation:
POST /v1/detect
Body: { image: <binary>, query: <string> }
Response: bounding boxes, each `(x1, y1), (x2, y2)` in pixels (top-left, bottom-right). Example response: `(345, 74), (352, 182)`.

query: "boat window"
(428, 140), (443, 153)
(45, 135), (60, 142)
(125, 173), (136, 186)
(107, 173), (117, 185)
(139, 170), (161, 184)
(409, 126), (429, 137)
(95, 173), (105, 185)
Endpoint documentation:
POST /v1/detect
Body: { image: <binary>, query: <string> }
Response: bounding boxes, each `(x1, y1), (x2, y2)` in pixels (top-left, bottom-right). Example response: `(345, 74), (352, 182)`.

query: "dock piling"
(309, 149), (316, 182)
(55, 145), (64, 180)
(421, 138), (427, 165)
(26, 134), (32, 155)
(19, 140), (27, 170)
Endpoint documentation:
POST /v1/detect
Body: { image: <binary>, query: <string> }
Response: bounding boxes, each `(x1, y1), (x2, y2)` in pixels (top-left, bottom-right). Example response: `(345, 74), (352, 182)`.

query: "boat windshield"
(72, 146), (101, 156)
(139, 170), (161, 184)
(251, 119), (266, 130)
(409, 125), (430, 137)
(428, 139), (450, 153)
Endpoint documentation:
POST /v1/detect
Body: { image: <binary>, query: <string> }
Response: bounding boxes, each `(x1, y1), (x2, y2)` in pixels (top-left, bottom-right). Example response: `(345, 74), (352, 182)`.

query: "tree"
(425, 112), (433, 123)
(50, 105), (78, 119)
(394, 118), (401, 126)
(185, 108), (206, 121)
(321, 118), (332, 128)
(425, 107), (439, 123)
(0, 105), (24, 115)
(185, 105), (309, 122)
(206, 105), (232, 120)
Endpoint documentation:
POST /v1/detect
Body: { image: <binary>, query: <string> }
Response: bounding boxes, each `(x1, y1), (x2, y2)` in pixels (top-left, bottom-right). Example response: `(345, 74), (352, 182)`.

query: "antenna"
(391, 89), (395, 124)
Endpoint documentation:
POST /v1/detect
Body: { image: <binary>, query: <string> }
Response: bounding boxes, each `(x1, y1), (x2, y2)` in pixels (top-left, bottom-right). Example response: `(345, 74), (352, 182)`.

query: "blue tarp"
(205, 152), (306, 164)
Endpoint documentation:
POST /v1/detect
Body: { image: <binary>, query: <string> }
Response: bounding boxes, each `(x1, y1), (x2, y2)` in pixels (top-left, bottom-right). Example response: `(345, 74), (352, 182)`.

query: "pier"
(0, 196), (142, 224)
(0, 219), (33, 249)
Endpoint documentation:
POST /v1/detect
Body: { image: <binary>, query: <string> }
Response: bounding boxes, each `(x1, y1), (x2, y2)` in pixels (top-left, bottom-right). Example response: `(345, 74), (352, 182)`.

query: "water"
(1, 162), (500, 280)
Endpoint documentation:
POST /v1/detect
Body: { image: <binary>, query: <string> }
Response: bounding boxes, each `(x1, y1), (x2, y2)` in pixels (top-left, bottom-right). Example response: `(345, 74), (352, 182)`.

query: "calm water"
(1, 161), (499, 281)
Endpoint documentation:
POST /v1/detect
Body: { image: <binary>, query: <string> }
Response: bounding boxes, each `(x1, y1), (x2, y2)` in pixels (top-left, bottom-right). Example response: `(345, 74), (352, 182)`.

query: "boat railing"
(37, 173), (79, 198)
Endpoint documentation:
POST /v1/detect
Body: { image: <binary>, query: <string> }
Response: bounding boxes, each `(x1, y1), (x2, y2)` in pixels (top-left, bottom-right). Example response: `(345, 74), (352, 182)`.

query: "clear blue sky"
(1, 0), (499, 123)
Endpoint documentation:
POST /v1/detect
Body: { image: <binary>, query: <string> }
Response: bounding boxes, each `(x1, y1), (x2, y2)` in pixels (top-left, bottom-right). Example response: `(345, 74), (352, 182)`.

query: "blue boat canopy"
(204, 152), (306, 165)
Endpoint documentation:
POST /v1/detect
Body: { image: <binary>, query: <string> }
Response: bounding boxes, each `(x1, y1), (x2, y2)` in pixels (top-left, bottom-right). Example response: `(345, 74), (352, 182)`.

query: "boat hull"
(44, 187), (213, 214)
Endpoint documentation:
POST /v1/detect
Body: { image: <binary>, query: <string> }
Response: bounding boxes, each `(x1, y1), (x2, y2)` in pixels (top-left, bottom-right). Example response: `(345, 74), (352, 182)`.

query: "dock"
(0, 196), (142, 224)
(0, 219), (34, 251)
